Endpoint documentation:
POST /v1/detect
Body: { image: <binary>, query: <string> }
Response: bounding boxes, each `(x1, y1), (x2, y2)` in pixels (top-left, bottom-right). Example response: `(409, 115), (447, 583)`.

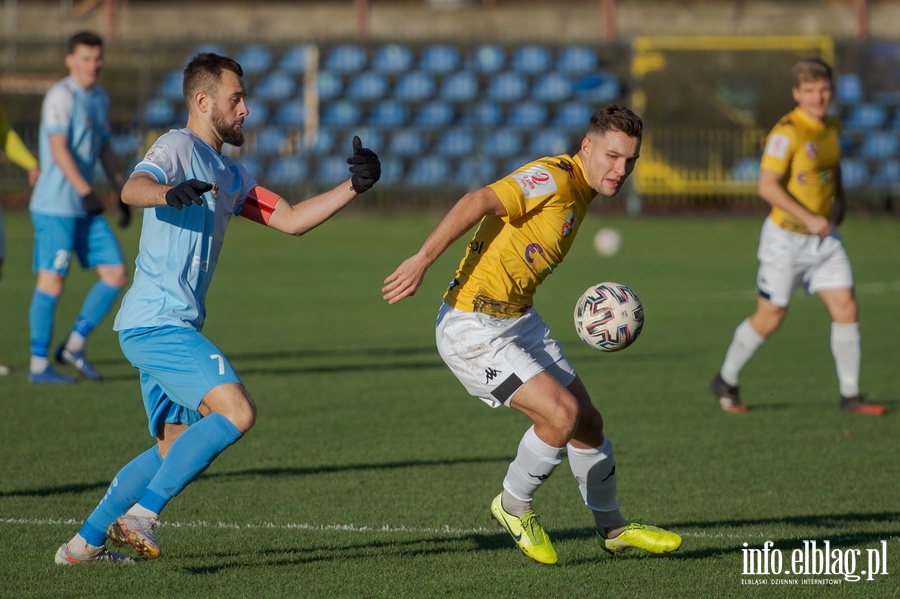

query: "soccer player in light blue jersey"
(55, 52), (380, 564)
(28, 31), (131, 384)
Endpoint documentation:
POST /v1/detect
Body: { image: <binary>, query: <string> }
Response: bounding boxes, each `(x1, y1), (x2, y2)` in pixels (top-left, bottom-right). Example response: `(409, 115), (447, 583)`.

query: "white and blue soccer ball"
(573, 282), (644, 352)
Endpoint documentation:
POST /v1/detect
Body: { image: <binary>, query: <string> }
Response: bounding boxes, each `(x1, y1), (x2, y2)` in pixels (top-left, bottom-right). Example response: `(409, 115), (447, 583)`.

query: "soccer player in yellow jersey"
(383, 104), (682, 565)
(710, 58), (885, 416)
(0, 101), (41, 375)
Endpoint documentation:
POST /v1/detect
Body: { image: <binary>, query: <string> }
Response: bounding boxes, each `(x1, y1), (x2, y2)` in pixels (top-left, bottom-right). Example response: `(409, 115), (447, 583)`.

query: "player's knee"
(228, 398), (257, 433)
(545, 394), (580, 439)
(100, 265), (128, 289)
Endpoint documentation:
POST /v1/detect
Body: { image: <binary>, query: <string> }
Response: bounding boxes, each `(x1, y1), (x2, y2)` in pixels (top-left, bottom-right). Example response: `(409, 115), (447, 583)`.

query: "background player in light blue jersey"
(54, 52), (380, 564)
(28, 31), (131, 384)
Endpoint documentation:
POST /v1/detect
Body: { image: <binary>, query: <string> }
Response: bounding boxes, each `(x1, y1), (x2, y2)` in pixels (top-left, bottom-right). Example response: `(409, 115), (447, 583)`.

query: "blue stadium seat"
(457, 156), (498, 187)
(468, 44), (506, 73)
(321, 100), (363, 128)
(839, 158), (869, 189)
(279, 44), (313, 74)
(317, 156), (352, 185)
(317, 71), (344, 101)
(439, 71), (479, 102)
(369, 100), (410, 128)
(835, 73), (864, 105)
(254, 70), (296, 101)
(872, 159), (900, 187)
(267, 156), (309, 185)
(296, 130), (336, 155)
(414, 100), (455, 128)
(243, 98), (270, 128)
(506, 101), (548, 128)
(324, 44), (367, 73)
(346, 71), (389, 101)
(394, 71), (436, 102)
(554, 103), (594, 129)
(275, 99), (305, 127)
(556, 45), (599, 74)
(573, 72), (621, 103)
(730, 157), (761, 182)
(158, 71), (183, 100)
(255, 126), (289, 156)
(236, 44), (273, 76)
(844, 103), (888, 130)
(143, 98), (176, 127)
(435, 128), (476, 157)
(532, 72), (573, 102)
(529, 128), (573, 156)
(371, 44), (414, 73)
(237, 155), (262, 179)
(378, 156), (405, 185)
(503, 156), (535, 176)
(859, 131), (900, 159)
(483, 129), (523, 157)
(419, 44), (461, 74)
(388, 130), (426, 156)
(408, 156), (451, 185)
(465, 101), (503, 127)
(340, 129), (384, 155)
(486, 72), (527, 102)
(509, 45), (552, 74)
(109, 129), (143, 156)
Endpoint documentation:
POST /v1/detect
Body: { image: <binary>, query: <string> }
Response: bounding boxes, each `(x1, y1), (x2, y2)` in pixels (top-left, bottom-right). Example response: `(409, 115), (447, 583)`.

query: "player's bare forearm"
(267, 179), (357, 236)
(758, 169), (831, 236)
(121, 173), (172, 207)
(49, 134), (91, 196)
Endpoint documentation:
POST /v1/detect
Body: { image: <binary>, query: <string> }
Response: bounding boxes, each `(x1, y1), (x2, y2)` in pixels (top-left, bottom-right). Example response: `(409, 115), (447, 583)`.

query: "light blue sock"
(29, 289), (57, 358)
(73, 281), (122, 338)
(78, 447), (163, 547)
(138, 413), (243, 515)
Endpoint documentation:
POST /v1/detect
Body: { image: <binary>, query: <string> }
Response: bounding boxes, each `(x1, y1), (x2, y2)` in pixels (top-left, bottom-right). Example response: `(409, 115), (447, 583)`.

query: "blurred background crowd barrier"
(1, 0), (898, 214)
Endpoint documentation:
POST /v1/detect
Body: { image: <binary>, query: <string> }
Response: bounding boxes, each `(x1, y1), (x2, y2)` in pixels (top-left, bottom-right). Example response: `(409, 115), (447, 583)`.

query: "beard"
(211, 105), (245, 147)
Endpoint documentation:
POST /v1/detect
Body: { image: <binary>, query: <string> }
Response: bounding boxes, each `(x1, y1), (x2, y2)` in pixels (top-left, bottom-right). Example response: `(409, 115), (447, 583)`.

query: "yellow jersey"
(443, 154), (595, 318)
(0, 103), (38, 171)
(759, 107), (841, 234)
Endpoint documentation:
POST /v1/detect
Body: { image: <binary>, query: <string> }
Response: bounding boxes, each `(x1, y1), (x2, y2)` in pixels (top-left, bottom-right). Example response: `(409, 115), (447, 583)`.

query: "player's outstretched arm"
(382, 186), (506, 304)
(264, 136), (381, 236)
(122, 172), (212, 209)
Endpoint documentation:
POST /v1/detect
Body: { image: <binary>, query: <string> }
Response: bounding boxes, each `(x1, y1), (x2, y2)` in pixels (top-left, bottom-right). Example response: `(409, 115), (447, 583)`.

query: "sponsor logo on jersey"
(525, 243), (544, 264)
(796, 170), (832, 185)
(805, 142), (818, 160)
(561, 210), (576, 237)
(144, 144), (165, 161)
(512, 165), (557, 199)
(764, 133), (790, 159)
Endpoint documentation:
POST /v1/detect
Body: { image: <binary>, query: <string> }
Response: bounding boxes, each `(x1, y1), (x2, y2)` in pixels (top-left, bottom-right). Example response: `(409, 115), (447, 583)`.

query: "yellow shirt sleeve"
(0, 104), (39, 171)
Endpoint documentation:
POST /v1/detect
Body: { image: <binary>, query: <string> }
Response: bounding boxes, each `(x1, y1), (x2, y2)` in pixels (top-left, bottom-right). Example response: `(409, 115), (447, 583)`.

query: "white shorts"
(756, 216), (854, 307)
(435, 302), (576, 408)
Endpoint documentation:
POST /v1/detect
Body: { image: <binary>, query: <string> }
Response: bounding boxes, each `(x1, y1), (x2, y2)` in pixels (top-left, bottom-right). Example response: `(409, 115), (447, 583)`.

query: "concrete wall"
(1, 1), (899, 48)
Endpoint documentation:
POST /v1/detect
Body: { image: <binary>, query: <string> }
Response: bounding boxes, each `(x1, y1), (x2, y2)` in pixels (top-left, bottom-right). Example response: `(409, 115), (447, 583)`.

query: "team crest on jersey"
(805, 142), (818, 159)
(764, 133), (790, 159)
(561, 210), (576, 237)
(512, 165), (557, 199)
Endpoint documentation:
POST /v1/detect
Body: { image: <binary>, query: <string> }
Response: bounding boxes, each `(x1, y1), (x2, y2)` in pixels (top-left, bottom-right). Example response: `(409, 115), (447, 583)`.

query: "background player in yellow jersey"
(0, 101), (41, 375)
(383, 104), (681, 565)
(710, 58), (885, 416)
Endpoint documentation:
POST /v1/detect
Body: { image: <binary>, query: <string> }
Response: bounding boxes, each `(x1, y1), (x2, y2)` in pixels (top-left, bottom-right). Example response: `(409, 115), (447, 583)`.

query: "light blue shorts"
(31, 212), (124, 274)
(119, 326), (242, 436)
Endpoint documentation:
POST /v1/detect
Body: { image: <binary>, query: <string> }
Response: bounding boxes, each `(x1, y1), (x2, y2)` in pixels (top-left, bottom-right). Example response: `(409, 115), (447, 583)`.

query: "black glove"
(165, 179), (213, 210)
(117, 200), (132, 229)
(347, 135), (380, 193)
(81, 191), (104, 215)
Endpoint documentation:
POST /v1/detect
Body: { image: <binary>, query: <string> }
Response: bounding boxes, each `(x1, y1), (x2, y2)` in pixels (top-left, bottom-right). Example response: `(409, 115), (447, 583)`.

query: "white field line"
(1, 517), (895, 542)
(707, 280), (900, 302)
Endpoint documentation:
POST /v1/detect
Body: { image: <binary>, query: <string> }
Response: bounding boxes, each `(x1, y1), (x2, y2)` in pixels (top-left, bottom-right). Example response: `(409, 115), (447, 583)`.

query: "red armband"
(241, 185), (280, 225)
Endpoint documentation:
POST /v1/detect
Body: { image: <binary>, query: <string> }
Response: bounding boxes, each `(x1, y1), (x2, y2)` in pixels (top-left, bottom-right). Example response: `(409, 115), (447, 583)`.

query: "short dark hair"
(182, 53), (244, 105)
(587, 104), (643, 139)
(67, 31), (103, 54)
(791, 57), (832, 88)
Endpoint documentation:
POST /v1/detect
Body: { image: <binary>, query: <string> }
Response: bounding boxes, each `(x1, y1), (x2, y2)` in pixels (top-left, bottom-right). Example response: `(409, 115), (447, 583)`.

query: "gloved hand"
(165, 179), (213, 210)
(117, 199), (132, 228)
(347, 135), (381, 193)
(81, 191), (104, 215)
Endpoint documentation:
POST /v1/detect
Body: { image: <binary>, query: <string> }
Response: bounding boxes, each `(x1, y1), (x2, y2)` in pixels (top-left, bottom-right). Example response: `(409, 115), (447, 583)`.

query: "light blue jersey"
(114, 128), (257, 331)
(30, 76), (111, 216)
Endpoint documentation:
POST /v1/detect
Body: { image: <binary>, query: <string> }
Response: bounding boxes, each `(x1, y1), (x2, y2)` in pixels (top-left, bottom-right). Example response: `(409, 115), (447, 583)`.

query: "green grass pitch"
(0, 207), (897, 598)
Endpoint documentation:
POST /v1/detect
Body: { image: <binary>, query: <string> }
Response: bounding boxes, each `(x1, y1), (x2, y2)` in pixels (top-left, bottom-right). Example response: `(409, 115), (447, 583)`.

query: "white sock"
(831, 322), (861, 397)
(720, 318), (765, 386)
(567, 438), (626, 534)
(65, 331), (87, 353)
(30, 356), (49, 373)
(126, 504), (159, 520)
(502, 425), (563, 505)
